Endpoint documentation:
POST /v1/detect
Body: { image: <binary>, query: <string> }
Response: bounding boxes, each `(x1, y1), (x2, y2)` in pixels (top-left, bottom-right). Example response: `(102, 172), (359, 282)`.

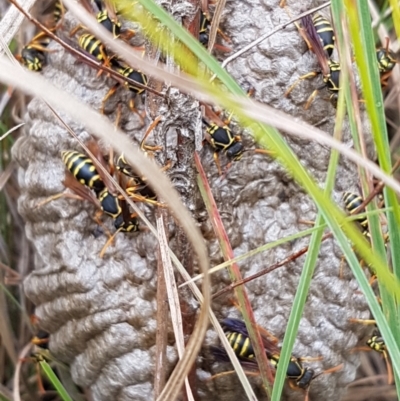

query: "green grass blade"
(270, 66), (346, 401)
(343, 0), (400, 393)
(195, 153), (272, 395)
(38, 361), (73, 401)
(388, 0), (400, 42)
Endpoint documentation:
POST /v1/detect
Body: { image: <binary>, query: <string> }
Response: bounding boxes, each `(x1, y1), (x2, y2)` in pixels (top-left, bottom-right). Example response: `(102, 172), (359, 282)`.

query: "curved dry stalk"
(0, 53), (211, 401)
(13, 341), (33, 401)
(157, 216), (195, 401)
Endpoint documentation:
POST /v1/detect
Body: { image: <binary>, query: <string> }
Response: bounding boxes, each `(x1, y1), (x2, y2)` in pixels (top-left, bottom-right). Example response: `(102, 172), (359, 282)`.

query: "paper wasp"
(367, 332), (386, 355)
(71, 0), (134, 41)
(27, 327), (82, 398)
(342, 191), (387, 240)
(53, 0), (65, 24)
(198, 9), (230, 51)
(62, 142), (139, 232)
(21, 319), (52, 396)
(342, 192), (370, 238)
(376, 38), (397, 88)
(36, 141), (139, 257)
(367, 331), (393, 383)
(115, 117), (170, 206)
(78, 32), (110, 67)
(349, 319), (393, 384)
(27, 331), (51, 394)
(212, 319), (339, 400)
(202, 105), (243, 175)
(61, 150), (105, 193)
(72, 1), (133, 69)
(116, 154), (157, 202)
(101, 61), (148, 115)
(285, 14), (340, 109)
(17, 31), (52, 71)
(199, 12), (211, 46)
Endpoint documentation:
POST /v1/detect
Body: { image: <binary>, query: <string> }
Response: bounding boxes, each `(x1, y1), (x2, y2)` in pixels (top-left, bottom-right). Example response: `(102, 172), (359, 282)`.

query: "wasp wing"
(63, 172), (101, 208)
(301, 15), (330, 76)
(86, 139), (118, 194)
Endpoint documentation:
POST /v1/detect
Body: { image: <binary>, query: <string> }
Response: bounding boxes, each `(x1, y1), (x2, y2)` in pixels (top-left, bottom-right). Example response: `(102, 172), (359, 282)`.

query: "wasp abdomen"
(226, 331), (255, 359)
(61, 150), (105, 193)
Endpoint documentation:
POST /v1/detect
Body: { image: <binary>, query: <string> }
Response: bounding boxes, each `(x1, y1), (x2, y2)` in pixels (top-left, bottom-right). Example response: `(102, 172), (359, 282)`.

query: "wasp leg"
(213, 151), (223, 176)
(160, 159), (172, 172)
(380, 72), (391, 88)
(298, 219), (316, 226)
(27, 43), (56, 53)
(216, 28), (231, 43)
(34, 192), (83, 209)
(222, 111), (234, 126)
(348, 318), (376, 325)
(339, 255), (346, 279)
(96, 50), (113, 78)
(298, 355), (323, 362)
(206, 369), (260, 382)
(125, 187), (165, 207)
(128, 98), (146, 125)
(54, 1), (66, 28)
(254, 148), (275, 156)
(93, 209), (112, 237)
(212, 43), (232, 52)
(69, 24), (85, 37)
(114, 103), (123, 131)
(369, 274), (377, 285)
(101, 84), (119, 113)
(221, 160), (234, 179)
(304, 89), (320, 110)
(140, 116), (163, 152)
(121, 29), (136, 41)
(99, 227), (123, 258)
(284, 71), (319, 98)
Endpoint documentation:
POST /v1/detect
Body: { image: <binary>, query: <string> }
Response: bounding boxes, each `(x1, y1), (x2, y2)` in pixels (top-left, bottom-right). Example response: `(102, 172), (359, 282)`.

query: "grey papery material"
(13, 0), (371, 400)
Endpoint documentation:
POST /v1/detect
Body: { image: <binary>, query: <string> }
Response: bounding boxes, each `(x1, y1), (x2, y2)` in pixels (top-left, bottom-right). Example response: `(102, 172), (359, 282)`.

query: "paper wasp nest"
(13, 0), (372, 400)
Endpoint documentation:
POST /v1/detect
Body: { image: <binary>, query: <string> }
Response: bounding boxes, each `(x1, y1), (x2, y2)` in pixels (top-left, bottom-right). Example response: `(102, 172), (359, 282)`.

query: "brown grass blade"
(194, 152), (274, 393)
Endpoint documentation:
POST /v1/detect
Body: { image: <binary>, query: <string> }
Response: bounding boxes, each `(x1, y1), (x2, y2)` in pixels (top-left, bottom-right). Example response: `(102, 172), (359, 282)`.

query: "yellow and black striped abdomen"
(97, 10), (121, 38)
(367, 335), (386, 353)
(78, 33), (107, 61)
(225, 331), (255, 359)
(61, 150), (105, 193)
(342, 191), (369, 233)
(312, 14), (335, 57)
(54, 0), (64, 23)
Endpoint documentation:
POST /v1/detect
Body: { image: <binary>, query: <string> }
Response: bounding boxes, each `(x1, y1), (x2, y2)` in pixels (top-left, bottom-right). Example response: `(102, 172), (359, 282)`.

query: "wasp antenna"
(384, 37), (390, 54)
